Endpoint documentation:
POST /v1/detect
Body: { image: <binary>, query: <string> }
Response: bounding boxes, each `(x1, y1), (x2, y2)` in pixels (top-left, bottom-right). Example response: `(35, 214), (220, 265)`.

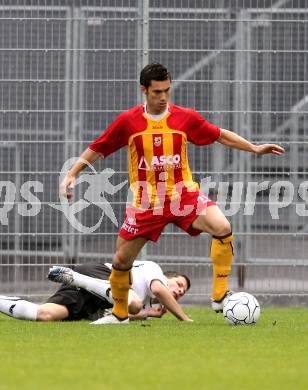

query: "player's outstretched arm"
(129, 305), (167, 321)
(150, 280), (192, 321)
(217, 129), (285, 156)
(60, 148), (102, 198)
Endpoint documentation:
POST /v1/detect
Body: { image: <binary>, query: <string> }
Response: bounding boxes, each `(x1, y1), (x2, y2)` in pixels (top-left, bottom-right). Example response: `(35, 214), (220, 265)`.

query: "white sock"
(69, 272), (135, 305)
(70, 272), (114, 304)
(0, 295), (38, 320)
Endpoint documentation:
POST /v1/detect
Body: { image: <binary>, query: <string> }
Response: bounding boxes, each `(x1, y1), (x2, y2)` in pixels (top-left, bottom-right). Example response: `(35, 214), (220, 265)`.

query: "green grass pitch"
(1, 307), (308, 390)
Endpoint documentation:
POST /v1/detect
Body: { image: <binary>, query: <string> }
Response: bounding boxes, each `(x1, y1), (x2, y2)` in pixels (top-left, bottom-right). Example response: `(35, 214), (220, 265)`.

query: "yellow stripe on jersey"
(128, 137), (141, 206)
(128, 137), (140, 186)
(142, 122), (157, 208)
(180, 136), (199, 192)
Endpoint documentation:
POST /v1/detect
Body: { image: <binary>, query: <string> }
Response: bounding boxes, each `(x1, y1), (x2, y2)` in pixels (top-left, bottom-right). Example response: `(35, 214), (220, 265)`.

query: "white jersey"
(106, 261), (167, 306)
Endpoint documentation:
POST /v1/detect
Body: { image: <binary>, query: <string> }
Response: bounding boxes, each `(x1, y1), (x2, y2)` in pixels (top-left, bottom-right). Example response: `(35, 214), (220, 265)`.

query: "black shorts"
(46, 263), (113, 321)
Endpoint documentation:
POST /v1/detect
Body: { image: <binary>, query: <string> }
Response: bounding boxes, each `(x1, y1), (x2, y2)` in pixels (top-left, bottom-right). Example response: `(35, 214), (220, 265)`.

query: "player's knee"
(37, 304), (69, 321)
(114, 250), (132, 268)
(213, 220), (232, 237)
(37, 307), (55, 321)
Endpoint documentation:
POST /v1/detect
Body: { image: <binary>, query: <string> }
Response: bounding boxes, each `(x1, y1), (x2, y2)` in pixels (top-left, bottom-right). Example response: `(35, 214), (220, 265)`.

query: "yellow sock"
(109, 266), (132, 320)
(210, 233), (234, 301)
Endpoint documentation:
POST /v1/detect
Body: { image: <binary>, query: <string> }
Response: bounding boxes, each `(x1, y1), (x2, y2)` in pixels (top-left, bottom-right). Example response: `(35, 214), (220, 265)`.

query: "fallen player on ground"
(0, 260), (191, 323)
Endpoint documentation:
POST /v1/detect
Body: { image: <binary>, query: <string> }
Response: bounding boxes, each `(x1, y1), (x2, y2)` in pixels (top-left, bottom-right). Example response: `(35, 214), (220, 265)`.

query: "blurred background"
(0, 0), (307, 305)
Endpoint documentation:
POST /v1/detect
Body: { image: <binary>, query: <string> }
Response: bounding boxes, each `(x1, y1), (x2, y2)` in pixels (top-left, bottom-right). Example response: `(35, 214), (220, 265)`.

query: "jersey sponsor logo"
(138, 156), (151, 171)
(122, 221), (139, 234)
(127, 217), (136, 225)
(138, 154), (181, 171)
(152, 125), (163, 130)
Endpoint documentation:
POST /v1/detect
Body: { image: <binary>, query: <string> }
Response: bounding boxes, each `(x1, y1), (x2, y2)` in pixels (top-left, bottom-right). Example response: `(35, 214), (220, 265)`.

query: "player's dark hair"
(140, 62), (171, 88)
(164, 271), (191, 291)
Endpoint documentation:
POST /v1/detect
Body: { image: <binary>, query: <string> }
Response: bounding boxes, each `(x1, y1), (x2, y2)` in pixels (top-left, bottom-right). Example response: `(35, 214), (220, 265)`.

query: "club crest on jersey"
(154, 136), (162, 147)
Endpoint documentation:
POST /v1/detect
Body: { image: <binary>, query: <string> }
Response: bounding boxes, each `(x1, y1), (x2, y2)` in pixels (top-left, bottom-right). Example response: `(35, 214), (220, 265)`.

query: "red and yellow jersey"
(89, 104), (220, 208)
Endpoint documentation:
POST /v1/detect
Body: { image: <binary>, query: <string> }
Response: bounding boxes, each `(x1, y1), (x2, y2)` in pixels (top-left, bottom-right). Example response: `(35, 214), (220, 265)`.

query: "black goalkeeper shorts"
(46, 263), (113, 321)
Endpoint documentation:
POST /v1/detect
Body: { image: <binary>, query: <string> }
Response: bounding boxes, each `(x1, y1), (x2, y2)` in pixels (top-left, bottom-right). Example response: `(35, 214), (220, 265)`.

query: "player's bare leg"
(108, 236), (147, 322)
(192, 205), (234, 307)
(37, 303), (69, 321)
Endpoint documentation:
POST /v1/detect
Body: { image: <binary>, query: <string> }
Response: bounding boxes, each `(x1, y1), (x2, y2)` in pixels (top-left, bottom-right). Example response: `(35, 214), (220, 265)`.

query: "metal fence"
(0, 0), (307, 305)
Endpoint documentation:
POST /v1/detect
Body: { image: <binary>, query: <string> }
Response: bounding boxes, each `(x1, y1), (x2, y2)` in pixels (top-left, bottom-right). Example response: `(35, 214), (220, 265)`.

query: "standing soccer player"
(60, 63), (284, 324)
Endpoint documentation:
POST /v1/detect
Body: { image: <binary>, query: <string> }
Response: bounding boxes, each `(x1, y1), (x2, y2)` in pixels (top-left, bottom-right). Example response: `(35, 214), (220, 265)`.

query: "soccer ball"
(223, 292), (260, 325)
